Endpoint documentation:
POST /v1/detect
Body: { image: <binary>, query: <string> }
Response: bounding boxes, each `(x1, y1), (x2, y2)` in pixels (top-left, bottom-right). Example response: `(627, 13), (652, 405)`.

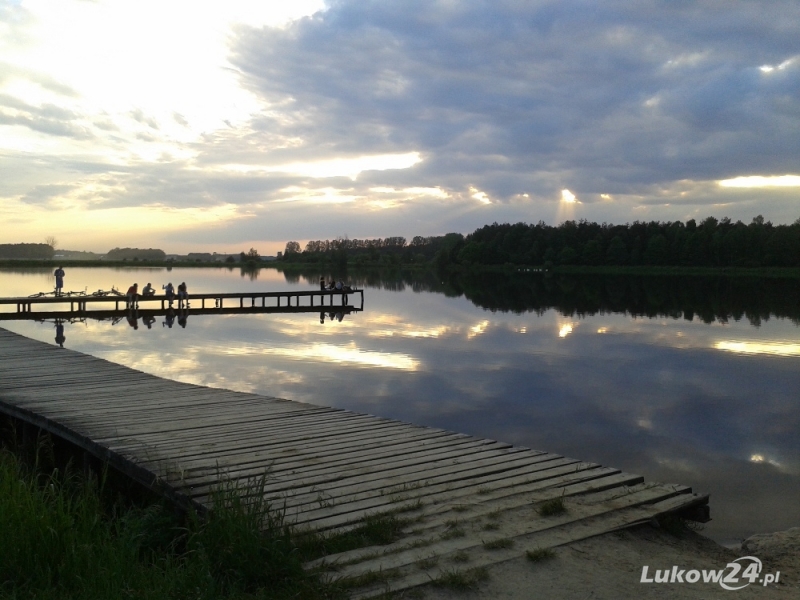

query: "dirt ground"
(412, 525), (799, 599)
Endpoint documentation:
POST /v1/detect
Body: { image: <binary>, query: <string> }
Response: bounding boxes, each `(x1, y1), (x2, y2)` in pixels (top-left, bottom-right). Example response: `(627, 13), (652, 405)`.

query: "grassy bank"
(0, 445), (346, 599)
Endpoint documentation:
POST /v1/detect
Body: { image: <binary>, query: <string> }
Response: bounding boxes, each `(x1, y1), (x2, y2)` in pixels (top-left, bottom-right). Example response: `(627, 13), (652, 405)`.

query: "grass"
(536, 497), (566, 516)
(526, 548), (556, 562)
(431, 567), (490, 590)
(0, 445), (344, 599)
(416, 555), (440, 570)
(296, 511), (409, 559)
(482, 538), (513, 550)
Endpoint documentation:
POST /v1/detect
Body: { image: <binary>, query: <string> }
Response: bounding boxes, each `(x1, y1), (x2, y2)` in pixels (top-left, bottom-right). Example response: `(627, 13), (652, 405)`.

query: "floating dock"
(0, 327), (708, 598)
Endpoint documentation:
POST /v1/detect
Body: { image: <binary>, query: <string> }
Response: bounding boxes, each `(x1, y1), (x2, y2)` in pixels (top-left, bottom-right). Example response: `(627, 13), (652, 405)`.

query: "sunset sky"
(1, 0), (799, 255)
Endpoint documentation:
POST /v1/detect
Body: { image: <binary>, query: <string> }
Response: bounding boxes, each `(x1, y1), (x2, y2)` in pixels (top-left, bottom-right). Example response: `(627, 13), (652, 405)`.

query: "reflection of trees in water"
(449, 273), (800, 325)
(283, 268), (800, 324)
(239, 265), (262, 281)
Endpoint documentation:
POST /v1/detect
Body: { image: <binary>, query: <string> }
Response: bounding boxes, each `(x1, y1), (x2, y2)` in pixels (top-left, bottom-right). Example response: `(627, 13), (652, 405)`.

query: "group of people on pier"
(125, 281), (188, 308)
(319, 277), (352, 292)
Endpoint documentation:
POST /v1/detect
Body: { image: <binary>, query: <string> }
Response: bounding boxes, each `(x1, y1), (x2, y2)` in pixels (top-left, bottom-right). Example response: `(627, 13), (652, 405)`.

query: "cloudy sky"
(1, 0), (799, 254)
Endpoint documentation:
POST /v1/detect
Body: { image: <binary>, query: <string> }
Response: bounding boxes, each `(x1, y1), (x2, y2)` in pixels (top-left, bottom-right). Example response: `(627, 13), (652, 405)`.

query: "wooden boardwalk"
(0, 327), (709, 598)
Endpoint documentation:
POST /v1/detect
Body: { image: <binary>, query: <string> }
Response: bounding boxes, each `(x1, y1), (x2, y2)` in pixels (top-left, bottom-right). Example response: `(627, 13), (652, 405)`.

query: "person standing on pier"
(177, 282), (189, 308)
(53, 266), (65, 296)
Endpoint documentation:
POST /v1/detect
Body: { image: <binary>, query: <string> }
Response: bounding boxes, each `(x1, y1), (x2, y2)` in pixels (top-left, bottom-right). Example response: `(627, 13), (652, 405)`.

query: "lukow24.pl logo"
(641, 556), (781, 590)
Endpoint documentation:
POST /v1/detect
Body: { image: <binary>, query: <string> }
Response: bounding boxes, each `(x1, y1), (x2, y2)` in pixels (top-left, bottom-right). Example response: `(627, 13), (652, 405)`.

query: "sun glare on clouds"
(1, 1), (324, 157)
(719, 175), (800, 188)
(222, 152), (421, 180)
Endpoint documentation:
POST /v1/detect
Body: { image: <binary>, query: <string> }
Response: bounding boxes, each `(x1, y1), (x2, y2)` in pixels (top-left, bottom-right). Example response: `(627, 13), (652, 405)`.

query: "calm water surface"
(1, 266), (798, 545)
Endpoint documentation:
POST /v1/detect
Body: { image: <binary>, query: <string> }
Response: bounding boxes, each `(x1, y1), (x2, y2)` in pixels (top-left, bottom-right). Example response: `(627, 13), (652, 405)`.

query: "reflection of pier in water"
(0, 289), (364, 320)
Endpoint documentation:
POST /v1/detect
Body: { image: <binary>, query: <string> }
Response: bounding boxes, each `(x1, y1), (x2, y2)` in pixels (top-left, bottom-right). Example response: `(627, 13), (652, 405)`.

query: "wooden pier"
(0, 327), (709, 598)
(0, 288), (363, 315)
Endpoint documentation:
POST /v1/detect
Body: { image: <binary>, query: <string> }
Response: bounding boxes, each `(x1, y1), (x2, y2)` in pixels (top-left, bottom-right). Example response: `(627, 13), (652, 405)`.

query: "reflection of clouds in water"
(263, 343), (420, 371)
(715, 341), (800, 357)
(203, 339), (420, 371)
(467, 320), (489, 339)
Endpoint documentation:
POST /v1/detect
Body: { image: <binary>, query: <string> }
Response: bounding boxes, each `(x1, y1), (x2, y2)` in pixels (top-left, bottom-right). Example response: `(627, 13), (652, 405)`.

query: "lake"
(1, 265), (798, 546)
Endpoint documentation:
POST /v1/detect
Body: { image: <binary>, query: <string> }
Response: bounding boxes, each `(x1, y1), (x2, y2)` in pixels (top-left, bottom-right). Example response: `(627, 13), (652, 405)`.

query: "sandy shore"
(413, 525), (799, 599)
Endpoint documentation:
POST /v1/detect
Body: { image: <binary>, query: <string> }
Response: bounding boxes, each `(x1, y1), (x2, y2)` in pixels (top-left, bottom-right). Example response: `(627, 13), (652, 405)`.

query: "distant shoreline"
(3, 259), (800, 279)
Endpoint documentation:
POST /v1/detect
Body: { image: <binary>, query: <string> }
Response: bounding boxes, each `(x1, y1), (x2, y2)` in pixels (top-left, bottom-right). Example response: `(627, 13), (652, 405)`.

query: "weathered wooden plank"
(94, 408), (388, 443)
(169, 437), (510, 493)
(109, 426), (462, 468)
(186, 444), (534, 503)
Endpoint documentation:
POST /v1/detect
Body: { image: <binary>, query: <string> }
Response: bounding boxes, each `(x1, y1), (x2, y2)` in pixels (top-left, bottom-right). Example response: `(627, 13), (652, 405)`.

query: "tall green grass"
(0, 448), (344, 599)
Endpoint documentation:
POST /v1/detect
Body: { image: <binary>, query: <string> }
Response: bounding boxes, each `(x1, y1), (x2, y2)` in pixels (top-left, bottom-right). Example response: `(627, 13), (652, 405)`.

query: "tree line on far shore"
(280, 215), (800, 269)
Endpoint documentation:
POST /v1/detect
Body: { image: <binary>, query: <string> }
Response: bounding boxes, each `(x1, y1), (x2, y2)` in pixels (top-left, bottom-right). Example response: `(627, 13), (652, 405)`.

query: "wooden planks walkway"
(0, 327), (709, 598)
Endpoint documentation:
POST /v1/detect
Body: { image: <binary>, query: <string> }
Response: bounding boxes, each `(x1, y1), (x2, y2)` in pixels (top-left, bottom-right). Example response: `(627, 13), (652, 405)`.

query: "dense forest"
(280, 216), (800, 269)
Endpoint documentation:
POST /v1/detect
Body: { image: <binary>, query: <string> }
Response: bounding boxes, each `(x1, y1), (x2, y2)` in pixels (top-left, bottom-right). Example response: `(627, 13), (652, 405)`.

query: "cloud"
(2, 0), (800, 251)
(227, 0), (800, 205)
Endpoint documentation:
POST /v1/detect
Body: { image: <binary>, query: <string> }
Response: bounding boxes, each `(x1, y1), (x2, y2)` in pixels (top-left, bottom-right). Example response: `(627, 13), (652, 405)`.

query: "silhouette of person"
(177, 282), (188, 308)
(126, 283), (139, 308)
(320, 276), (326, 290)
(126, 312), (139, 329)
(178, 311), (188, 328)
(163, 308), (175, 328)
(54, 266), (65, 296)
(142, 315), (156, 329)
(54, 319), (66, 347)
(320, 311), (326, 323)
(163, 282), (175, 307)
(142, 283), (156, 297)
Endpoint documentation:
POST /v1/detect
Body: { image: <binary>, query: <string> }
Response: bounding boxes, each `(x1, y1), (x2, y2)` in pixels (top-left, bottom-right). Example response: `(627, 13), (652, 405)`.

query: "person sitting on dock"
(126, 283), (139, 308)
(335, 280), (343, 290)
(53, 266), (65, 296)
(163, 282), (175, 306)
(177, 282), (189, 308)
(142, 283), (155, 297)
